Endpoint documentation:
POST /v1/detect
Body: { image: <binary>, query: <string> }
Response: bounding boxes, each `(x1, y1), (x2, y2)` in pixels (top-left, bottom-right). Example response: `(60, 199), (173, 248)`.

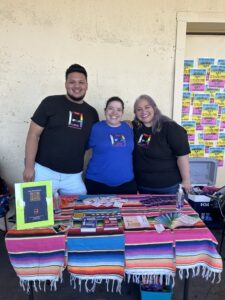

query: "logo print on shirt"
(68, 111), (83, 129)
(110, 134), (126, 147)
(138, 133), (151, 147)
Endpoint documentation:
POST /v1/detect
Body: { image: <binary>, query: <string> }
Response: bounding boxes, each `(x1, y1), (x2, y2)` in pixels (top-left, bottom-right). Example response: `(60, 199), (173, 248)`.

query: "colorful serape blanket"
(124, 229), (176, 286)
(173, 227), (223, 283)
(67, 228), (125, 293)
(123, 201), (223, 286)
(54, 210), (73, 227)
(5, 228), (66, 292)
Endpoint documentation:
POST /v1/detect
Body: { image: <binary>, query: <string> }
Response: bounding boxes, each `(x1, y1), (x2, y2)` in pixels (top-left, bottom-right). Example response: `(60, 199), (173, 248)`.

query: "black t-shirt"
(133, 120), (190, 188)
(32, 95), (99, 173)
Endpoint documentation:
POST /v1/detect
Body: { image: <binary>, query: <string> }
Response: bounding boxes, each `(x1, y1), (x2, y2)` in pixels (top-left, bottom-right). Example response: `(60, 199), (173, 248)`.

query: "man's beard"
(67, 92), (85, 102)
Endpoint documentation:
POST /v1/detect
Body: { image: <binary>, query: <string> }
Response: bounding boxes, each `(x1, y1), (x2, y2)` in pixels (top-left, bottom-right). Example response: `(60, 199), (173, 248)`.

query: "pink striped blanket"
(125, 229), (176, 285)
(5, 228), (66, 292)
(173, 227), (223, 282)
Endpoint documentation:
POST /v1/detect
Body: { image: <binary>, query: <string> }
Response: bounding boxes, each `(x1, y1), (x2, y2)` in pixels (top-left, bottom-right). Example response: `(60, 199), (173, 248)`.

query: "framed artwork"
(15, 181), (54, 230)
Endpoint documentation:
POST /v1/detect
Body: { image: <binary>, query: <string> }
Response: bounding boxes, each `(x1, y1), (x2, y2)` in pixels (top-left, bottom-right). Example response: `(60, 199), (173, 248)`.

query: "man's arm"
(23, 121), (44, 182)
(177, 154), (192, 193)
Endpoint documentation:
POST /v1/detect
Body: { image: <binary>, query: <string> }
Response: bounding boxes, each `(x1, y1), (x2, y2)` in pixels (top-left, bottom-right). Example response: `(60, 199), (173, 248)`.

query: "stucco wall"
(1, 0), (225, 188)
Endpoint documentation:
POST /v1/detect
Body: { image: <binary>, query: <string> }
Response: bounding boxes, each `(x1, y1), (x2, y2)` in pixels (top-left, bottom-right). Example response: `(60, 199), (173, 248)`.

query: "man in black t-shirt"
(23, 64), (99, 195)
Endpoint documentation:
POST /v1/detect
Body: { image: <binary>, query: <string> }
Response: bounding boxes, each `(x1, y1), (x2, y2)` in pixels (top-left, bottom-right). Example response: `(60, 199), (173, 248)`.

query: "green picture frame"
(15, 181), (54, 230)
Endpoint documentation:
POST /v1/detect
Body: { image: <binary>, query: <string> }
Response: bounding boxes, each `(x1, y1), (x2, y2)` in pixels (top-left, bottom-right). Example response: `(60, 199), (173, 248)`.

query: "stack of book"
(123, 215), (149, 229)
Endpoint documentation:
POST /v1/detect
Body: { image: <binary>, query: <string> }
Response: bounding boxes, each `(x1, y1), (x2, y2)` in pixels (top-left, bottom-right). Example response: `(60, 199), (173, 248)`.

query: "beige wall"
(1, 0), (225, 188)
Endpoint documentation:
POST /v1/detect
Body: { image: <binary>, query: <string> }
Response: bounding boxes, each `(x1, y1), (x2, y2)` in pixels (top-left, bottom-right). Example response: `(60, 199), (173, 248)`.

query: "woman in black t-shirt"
(133, 94), (192, 195)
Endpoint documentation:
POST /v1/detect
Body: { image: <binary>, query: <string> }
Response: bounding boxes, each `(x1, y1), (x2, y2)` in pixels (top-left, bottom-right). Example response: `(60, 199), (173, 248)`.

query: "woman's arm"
(23, 121), (44, 182)
(177, 154), (192, 193)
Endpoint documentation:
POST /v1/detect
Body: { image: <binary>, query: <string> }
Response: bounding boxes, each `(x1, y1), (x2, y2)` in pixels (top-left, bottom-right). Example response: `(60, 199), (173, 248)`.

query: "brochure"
(80, 216), (97, 232)
(103, 217), (119, 230)
(123, 215), (149, 229)
(155, 212), (199, 229)
(82, 196), (128, 207)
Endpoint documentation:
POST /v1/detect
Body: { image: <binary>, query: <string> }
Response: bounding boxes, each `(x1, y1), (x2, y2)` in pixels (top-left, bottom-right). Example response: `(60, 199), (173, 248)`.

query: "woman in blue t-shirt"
(85, 96), (137, 194)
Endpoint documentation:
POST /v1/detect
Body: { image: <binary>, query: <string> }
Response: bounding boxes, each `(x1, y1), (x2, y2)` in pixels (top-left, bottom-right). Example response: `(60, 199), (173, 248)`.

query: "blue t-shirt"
(85, 121), (134, 186)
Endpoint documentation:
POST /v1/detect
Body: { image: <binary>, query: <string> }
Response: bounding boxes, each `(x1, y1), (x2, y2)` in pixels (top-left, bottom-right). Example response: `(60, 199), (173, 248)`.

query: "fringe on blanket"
(125, 271), (175, 287)
(70, 274), (123, 293)
(178, 266), (222, 284)
(19, 275), (63, 293)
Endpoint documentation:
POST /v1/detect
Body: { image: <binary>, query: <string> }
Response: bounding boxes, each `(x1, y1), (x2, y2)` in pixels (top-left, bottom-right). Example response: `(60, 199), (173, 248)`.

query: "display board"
(15, 181), (54, 229)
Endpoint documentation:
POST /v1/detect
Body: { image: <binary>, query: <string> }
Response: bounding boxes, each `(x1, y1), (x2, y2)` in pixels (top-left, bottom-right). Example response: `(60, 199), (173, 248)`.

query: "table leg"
(4, 215), (8, 232)
(183, 272), (189, 300)
(219, 222), (225, 255)
(28, 282), (34, 300)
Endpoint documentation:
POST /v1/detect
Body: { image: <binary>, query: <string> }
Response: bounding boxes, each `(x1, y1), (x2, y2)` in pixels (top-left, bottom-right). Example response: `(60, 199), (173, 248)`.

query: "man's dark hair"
(65, 64), (88, 80)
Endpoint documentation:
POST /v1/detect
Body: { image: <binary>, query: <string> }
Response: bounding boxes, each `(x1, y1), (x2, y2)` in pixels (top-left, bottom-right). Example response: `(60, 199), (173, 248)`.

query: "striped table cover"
(123, 200), (223, 285)
(174, 227), (223, 282)
(5, 227), (66, 292)
(67, 228), (125, 293)
(5, 194), (223, 294)
(124, 229), (176, 286)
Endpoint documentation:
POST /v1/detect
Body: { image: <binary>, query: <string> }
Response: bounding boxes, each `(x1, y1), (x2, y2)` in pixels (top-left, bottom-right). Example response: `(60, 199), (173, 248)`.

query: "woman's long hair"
(133, 94), (172, 134)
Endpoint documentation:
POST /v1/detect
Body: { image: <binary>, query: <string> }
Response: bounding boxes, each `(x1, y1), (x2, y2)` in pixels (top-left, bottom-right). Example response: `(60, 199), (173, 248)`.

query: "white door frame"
(173, 12), (225, 123)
